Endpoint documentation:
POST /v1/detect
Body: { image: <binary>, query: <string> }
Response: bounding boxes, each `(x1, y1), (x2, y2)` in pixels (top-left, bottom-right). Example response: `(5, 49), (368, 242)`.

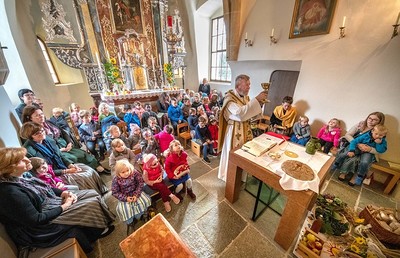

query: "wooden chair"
(257, 115), (270, 133)
(176, 122), (191, 148)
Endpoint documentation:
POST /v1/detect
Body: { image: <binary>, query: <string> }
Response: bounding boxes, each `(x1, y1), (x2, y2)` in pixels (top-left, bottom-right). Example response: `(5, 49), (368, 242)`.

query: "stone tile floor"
(90, 149), (399, 258)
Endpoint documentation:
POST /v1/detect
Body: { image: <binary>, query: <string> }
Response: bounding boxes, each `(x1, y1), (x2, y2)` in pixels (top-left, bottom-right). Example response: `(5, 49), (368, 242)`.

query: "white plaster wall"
(238, 0), (400, 164)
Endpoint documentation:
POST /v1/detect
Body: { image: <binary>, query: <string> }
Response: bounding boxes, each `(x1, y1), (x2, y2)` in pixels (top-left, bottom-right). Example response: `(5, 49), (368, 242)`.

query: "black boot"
(187, 188), (196, 200)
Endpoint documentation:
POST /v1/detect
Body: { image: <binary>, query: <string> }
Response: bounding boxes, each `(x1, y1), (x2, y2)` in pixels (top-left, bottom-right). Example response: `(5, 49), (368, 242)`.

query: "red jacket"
(208, 124), (219, 149)
(154, 130), (175, 152)
(164, 150), (189, 179)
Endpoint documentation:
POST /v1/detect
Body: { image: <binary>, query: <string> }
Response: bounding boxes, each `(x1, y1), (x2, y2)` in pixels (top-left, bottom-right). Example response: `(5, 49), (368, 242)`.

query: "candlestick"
(245, 32), (248, 40)
(396, 12), (400, 25)
(95, 52), (101, 69)
(271, 28), (274, 37)
(106, 50), (110, 61)
(342, 16), (346, 27)
(167, 16), (173, 27)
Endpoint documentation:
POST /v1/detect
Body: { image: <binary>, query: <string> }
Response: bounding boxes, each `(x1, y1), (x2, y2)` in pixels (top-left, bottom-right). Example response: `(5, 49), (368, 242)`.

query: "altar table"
(225, 141), (334, 250)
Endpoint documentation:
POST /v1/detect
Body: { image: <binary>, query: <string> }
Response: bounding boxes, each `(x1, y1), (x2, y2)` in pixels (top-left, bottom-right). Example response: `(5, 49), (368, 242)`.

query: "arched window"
(37, 37), (60, 84)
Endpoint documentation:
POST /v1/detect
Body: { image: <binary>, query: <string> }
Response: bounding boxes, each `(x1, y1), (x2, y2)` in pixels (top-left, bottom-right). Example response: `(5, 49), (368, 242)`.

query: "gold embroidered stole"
(218, 90), (253, 152)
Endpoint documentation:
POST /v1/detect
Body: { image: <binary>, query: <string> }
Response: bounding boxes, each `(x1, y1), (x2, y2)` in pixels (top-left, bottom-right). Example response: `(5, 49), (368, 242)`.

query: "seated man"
(269, 96), (297, 136)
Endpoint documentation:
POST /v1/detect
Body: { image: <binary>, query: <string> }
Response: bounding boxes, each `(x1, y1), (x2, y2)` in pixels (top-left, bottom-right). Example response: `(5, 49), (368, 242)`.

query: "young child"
(191, 93), (202, 109)
(195, 116), (216, 163)
(109, 138), (137, 171)
(164, 140), (196, 200)
(133, 101), (146, 120)
(90, 106), (99, 123)
(188, 108), (198, 139)
(334, 125), (388, 186)
(140, 128), (161, 158)
(197, 106), (208, 124)
(154, 125), (175, 153)
(142, 153), (180, 212)
(29, 157), (79, 191)
(98, 102), (116, 123)
(141, 103), (158, 128)
(129, 124), (142, 150)
(70, 103), (81, 126)
(49, 107), (71, 133)
(112, 159), (152, 225)
(208, 116), (219, 152)
(123, 104), (141, 131)
(181, 98), (192, 120)
(290, 116), (311, 146)
(148, 117), (162, 135)
(202, 96), (213, 116)
(270, 96), (297, 135)
(78, 110), (106, 161)
(317, 118), (341, 154)
(104, 125), (132, 151)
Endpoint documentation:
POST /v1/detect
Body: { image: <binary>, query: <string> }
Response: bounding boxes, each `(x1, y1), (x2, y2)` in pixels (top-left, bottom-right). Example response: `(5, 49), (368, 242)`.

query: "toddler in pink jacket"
(317, 118), (341, 154)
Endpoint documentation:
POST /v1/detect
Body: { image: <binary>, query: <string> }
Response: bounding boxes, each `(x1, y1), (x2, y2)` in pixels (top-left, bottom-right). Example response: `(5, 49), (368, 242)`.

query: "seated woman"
(22, 105), (110, 174)
(0, 147), (115, 254)
(332, 112), (385, 185)
(20, 122), (108, 195)
(269, 96), (297, 136)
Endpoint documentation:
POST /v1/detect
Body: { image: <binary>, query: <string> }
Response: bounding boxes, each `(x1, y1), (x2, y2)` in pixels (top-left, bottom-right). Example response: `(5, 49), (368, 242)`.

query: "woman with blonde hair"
(0, 147), (115, 253)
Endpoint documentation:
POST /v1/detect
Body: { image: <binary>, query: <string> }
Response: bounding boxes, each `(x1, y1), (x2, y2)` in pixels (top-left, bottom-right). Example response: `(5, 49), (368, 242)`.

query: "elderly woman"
(0, 147), (115, 253)
(20, 122), (108, 195)
(22, 105), (110, 174)
(332, 111), (385, 186)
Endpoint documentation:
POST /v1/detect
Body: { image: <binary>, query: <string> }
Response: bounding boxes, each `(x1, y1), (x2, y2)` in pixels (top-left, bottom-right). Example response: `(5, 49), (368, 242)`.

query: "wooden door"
(263, 70), (299, 116)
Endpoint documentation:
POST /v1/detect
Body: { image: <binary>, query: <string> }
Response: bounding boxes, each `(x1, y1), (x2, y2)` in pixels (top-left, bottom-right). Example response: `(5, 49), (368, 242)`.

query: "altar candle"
(342, 16), (346, 27)
(151, 57), (155, 71)
(167, 15), (173, 27)
(118, 52), (122, 68)
(159, 53), (162, 67)
(396, 12), (400, 25)
(271, 28), (274, 37)
(95, 52), (101, 69)
(245, 32), (248, 40)
(106, 50), (110, 61)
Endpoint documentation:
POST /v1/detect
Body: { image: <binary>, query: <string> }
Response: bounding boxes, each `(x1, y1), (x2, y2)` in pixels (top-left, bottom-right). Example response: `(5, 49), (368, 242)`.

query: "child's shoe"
(171, 194), (181, 204)
(164, 202), (172, 212)
(338, 173), (346, 181)
(354, 176), (364, 186)
(187, 188), (196, 200)
(203, 157), (211, 163)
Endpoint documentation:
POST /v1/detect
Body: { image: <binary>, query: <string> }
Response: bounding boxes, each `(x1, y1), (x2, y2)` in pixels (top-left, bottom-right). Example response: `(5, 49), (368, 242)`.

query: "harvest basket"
(359, 206), (400, 245)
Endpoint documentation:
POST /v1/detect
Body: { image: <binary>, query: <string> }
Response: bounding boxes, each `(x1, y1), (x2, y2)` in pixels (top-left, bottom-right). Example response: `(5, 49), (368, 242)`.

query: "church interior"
(1, 0), (400, 257)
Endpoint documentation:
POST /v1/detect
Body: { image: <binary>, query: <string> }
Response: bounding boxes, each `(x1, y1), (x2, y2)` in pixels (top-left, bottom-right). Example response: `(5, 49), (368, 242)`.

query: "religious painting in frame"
(110, 0), (144, 34)
(289, 0), (337, 39)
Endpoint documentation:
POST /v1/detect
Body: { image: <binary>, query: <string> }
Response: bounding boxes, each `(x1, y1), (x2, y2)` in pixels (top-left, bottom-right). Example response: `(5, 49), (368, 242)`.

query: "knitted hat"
(143, 153), (157, 169)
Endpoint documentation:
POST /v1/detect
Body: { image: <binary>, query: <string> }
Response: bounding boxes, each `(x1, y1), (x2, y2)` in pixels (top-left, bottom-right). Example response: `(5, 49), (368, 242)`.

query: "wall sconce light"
(391, 12), (400, 39)
(270, 28), (278, 45)
(339, 16), (346, 39)
(244, 32), (253, 47)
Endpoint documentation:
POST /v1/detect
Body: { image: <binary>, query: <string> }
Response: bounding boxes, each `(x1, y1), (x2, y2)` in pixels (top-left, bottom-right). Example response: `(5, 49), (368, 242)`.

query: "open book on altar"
(241, 134), (284, 157)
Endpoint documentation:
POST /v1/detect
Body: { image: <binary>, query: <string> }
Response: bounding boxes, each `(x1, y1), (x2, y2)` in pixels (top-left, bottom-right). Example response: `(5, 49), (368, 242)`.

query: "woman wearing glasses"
(20, 122), (108, 195)
(332, 112), (386, 185)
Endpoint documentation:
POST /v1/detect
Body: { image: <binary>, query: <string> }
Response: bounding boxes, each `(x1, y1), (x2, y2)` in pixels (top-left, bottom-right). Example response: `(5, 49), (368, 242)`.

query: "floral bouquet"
(104, 57), (123, 85)
(163, 63), (175, 85)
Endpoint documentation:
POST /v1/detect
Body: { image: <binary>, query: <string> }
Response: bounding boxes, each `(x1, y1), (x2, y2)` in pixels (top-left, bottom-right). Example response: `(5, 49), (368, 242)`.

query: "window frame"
(209, 16), (231, 83)
(37, 37), (60, 84)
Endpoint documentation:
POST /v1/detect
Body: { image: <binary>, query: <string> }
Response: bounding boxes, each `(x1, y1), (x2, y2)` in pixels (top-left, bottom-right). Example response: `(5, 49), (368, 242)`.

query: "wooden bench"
(370, 159), (400, 194)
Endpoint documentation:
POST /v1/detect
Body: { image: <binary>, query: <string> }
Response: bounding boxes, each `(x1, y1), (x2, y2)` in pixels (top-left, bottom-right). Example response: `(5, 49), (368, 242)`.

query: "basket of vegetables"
(359, 205), (400, 245)
(315, 194), (350, 236)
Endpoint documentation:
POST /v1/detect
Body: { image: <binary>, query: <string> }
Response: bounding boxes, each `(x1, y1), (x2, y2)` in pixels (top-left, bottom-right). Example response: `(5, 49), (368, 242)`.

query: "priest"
(217, 74), (268, 182)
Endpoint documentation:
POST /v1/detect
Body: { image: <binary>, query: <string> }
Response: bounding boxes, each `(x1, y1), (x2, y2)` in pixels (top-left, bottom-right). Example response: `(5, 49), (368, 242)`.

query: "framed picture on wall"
(289, 0), (337, 39)
(110, 0), (144, 34)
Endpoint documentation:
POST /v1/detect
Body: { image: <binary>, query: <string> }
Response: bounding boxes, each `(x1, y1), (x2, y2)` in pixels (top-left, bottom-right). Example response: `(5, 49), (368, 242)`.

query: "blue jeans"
(290, 134), (309, 146)
(86, 138), (106, 158)
(356, 152), (375, 178)
(202, 143), (214, 158)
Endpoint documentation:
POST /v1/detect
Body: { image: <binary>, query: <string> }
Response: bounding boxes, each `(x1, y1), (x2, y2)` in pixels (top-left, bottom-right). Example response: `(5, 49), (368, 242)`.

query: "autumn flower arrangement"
(104, 57), (123, 85)
(163, 63), (175, 85)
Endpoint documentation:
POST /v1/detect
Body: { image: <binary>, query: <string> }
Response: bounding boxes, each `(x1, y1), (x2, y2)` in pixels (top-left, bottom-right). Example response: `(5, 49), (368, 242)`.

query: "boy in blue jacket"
(336, 124), (387, 186)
